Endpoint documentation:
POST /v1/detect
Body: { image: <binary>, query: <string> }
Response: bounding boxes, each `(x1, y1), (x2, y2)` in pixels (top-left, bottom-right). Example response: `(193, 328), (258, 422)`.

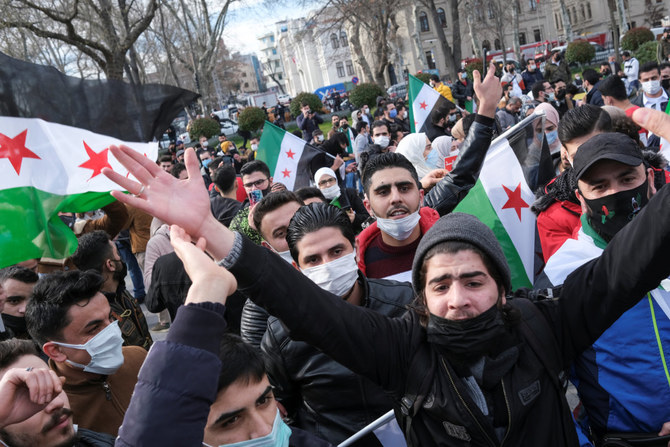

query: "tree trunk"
(347, 20), (376, 84)
(427, 0), (456, 79)
(449, 0), (462, 67)
(615, 0), (629, 34)
(465, 6), (480, 58)
(512, 1), (522, 62)
(607, 0), (622, 64)
(558, 0), (573, 42)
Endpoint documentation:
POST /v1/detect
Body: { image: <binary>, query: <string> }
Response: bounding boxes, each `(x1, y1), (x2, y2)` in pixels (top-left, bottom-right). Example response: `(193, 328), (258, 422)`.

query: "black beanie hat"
(411, 212), (512, 294)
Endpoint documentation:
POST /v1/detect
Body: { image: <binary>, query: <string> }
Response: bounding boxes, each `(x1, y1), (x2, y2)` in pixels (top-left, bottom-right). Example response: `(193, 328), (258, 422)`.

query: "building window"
(426, 50), (436, 69)
(340, 31), (348, 47)
(572, 6), (577, 23)
(345, 60), (354, 76)
(278, 73), (282, 80)
(437, 8), (447, 27)
(270, 35), (275, 43)
(533, 29), (541, 42)
(242, 72), (247, 77)
(336, 61), (345, 77)
(419, 11), (430, 32)
(529, 0), (536, 11)
(580, 4), (585, 19)
(519, 32), (526, 45)
(244, 82), (249, 88)
(554, 13), (560, 29)
(272, 48), (277, 55)
(587, 3), (592, 18)
(494, 38), (501, 50)
(488, 3), (495, 19)
(275, 60), (280, 69)
(482, 40), (491, 50)
(331, 33), (340, 49)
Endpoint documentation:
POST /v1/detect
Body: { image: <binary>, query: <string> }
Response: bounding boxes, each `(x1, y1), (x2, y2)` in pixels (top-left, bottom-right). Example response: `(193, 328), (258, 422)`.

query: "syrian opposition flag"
(344, 127), (355, 154)
(256, 121), (322, 190)
(0, 117), (157, 268)
(408, 74), (442, 133)
(452, 114), (553, 289)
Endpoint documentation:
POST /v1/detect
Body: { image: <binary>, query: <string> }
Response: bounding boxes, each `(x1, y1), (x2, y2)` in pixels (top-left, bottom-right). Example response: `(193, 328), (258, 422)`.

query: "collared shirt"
(643, 89), (668, 111)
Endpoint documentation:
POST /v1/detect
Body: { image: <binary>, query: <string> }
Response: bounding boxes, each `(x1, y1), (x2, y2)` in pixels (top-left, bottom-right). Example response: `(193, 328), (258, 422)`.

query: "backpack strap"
(398, 342), (434, 445)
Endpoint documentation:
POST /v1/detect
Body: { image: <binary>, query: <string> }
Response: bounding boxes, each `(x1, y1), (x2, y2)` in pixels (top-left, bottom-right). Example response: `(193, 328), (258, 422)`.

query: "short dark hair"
(622, 51), (631, 57)
(70, 230), (113, 273)
(362, 152), (420, 196)
(558, 105), (612, 146)
(26, 270), (105, 347)
(639, 61), (660, 78)
(531, 80), (548, 98)
(286, 203), (355, 264)
(552, 77), (566, 85)
(0, 339), (39, 371)
(660, 62), (670, 72)
(371, 120), (389, 134)
(252, 190), (304, 236)
(301, 101), (309, 108)
(598, 75), (628, 100)
(429, 74), (440, 82)
(240, 160), (270, 179)
(0, 266), (38, 286)
(355, 120), (369, 133)
(581, 68), (600, 86)
(294, 187), (328, 204)
(212, 164), (237, 194)
(430, 100), (457, 125)
(158, 154), (173, 164)
(217, 334), (266, 392)
(171, 163), (187, 179)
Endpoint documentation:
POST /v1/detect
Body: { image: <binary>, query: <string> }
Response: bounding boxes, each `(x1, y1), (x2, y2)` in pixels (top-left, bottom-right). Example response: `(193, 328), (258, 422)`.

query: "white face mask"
(251, 143), (259, 151)
(275, 249), (294, 264)
(642, 79), (662, 96)
(301, 252), (359, 297)
(317, 134), (325, 142)
(373, 136), (390, 148)
(321, 184), (341, 200)
(52, 321), (124, 375)
(375, 210), (421, 241)
(202, 141), (209, 148)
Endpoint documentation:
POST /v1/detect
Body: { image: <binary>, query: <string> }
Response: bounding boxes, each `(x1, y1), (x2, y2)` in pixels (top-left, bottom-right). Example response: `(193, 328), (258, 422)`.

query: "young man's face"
(200, 152), (211, 163)
(43, 292), (113, 368)
(371, 124), (390, 139)
(423, 250), (503, 320)
(159, 161), (172, 172)
(295, 226), (354, 268)
(1, 279), (35, 317)
(204, 375), (277, 445)
(577, 160), (655, 202)
(0, 355), (75, 447)
(242, 171), (271, 194)
(364, 167), (423, 220)
(639, 69), (660, 84)
(259, 202), (302, 253)
(661, 66), (670, 82)
(331, 116), (340, 127)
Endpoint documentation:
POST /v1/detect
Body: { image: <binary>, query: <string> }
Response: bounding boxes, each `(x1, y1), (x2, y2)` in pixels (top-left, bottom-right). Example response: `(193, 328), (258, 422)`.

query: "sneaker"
(150, 323), (171, 332)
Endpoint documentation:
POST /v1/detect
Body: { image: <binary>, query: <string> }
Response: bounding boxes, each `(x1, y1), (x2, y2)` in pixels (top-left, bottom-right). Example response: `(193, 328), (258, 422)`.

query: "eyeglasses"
(243, 178), (269, 189)
(318, 177), (337, 187)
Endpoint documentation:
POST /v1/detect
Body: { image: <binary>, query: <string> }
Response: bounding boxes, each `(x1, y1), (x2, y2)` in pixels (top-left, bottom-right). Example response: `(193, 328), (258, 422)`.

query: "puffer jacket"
(261, 275), (414, 445)
(424, 115), (495, 216)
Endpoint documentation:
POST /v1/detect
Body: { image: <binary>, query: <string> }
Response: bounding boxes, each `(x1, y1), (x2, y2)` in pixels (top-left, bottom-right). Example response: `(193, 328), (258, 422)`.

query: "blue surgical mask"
(389, 109), (398, 119)
(202, 410), (291, 447)
(202, 159), (212, 168)
(425, 148), (440, 169)
(545, 130), (559, 146)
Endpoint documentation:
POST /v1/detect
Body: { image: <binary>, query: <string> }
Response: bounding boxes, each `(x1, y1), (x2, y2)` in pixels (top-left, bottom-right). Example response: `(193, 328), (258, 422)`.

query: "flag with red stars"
(255, 121), (323, 191)
(408, 74), (451, 134)
(0, 117), (157, 268)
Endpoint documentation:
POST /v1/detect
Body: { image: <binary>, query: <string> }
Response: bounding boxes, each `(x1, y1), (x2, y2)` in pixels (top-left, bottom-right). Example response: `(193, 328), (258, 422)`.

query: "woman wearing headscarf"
(525, 102), (561, 173)
(394, 132), (435, 180)
(313, 167), (370, 234)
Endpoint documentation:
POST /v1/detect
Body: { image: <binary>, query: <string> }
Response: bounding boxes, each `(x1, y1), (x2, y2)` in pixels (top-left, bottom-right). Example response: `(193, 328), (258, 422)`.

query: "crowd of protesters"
(2, 55), (670, 447)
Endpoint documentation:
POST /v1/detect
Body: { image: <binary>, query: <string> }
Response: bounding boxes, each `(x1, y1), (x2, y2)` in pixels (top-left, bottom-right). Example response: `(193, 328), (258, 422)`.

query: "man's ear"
(575, 188), (588, 215)
(43, 342), (68, 363)
(363, 195), (373, 215)
(647, 167), (657, 197)
(104, 257), (116, 273)
(261, 241), (272, 250)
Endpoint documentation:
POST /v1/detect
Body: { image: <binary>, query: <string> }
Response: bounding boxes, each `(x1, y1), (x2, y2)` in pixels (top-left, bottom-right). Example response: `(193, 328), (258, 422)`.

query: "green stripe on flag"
(256, 121), (284, 173)
(408, 74), (428, 133)
(0, 187), (114, 268)
(454, 180), (532, 290)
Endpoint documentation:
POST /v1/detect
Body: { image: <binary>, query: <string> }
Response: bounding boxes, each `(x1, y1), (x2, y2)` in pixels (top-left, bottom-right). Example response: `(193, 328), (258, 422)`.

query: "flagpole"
(337, 410), (397, 447)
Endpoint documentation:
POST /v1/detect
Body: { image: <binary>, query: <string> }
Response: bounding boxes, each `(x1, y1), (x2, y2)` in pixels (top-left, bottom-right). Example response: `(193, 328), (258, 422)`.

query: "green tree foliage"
(349, 83), (385, 108)
(635, 40), (660, 65)
(413, 72), (431, 84)
(237, 107), (267, 132)
(189, 118), (220, 140)
(465, 58), (483, 80)
(622, 27), (655, 52)
(566, 40), (596, 65)
(289, 92), (323, 117)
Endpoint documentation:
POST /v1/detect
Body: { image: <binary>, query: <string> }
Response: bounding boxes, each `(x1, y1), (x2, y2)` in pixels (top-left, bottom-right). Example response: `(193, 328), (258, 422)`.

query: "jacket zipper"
(441, 357), (496, 447)
(102, 381), (112, 401)
(499, 378), (511, 446)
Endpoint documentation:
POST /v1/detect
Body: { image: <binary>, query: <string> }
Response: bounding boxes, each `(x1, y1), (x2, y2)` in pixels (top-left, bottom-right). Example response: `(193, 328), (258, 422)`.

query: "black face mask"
(426, 304), (507, 358)
(555, 89), (566, 100)
(112, 259), (128, 289)
(662, 79), (670, 91)
(583, 180), (649, 242)
(2, 313), (27, 334)
(602, 69), (611, 77)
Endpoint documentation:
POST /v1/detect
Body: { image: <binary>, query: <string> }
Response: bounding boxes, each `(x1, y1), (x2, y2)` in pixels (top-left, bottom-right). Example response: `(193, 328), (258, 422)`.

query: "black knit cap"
(411, 212), (511, 294)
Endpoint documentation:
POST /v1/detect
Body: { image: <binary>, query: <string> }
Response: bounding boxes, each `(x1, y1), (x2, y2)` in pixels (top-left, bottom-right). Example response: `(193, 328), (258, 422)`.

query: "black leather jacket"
(424, 115), (494, 216)
(261, 274), (415, 445)
(451, 80), (474, 107)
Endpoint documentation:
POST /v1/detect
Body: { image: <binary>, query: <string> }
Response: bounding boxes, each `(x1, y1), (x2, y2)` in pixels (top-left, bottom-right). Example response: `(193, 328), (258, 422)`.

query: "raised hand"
(473, 63), (502, 119)
(170, 225), (237, 305)
(0, 368), (64, 429)
(632, 108), (670, 143)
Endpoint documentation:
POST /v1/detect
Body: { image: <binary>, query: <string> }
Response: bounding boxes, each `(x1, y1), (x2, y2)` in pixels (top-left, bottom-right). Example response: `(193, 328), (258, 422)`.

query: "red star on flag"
(419, 101), (428, 110)
(285, 149), (295, 159)
(78, 141), (112, 180)
(501, 183), (529, 220)
(0, 129), (40, 175)
(282, 168), (291, 178)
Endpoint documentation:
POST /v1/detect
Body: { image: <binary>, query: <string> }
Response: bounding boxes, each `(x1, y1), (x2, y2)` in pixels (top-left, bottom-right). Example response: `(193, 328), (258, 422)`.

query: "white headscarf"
(314, 167), (337, 185)
(431, 135), (454, 168)
(395, 133), (432, 179)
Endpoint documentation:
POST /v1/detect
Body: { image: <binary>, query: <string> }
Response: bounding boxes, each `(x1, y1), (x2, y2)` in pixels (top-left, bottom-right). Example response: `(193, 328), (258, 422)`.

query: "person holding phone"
(229, 161), (275, 245)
